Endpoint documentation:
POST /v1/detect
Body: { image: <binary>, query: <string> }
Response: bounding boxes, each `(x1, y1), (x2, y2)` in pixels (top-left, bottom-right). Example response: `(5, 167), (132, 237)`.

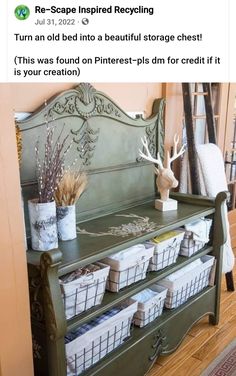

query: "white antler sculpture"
(139, 134), (185, 207)
(139, 137), (164, 169)
(166, 134), (185, 169)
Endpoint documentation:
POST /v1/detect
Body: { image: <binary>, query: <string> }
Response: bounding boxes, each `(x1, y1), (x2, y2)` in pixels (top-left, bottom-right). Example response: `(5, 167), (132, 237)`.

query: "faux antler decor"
(139, 134), (185, 211)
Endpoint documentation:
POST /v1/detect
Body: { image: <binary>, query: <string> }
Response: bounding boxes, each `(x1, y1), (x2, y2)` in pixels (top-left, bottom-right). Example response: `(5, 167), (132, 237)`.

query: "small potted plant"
(28, 123), (73, 251)
(54, 170), (88, 241)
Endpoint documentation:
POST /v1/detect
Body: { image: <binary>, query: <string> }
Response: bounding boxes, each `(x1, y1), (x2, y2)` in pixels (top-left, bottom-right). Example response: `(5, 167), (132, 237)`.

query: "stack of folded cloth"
(65, 307), (122, 343)
(184, 218), (212, 243)
(131, 288), (158, 303)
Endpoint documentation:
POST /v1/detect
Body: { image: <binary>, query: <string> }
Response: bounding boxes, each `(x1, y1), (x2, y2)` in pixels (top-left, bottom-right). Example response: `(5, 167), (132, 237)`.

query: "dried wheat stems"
(54, 171), (88, 206)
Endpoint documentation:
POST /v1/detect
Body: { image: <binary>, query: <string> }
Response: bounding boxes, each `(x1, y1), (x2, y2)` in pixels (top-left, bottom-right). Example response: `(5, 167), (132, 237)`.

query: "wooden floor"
(147, 265), (236, 376)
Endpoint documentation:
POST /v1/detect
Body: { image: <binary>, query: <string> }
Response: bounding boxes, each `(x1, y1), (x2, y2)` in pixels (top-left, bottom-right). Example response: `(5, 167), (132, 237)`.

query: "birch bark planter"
(28, 199), (58, 251)
(56, 205), (77, 241)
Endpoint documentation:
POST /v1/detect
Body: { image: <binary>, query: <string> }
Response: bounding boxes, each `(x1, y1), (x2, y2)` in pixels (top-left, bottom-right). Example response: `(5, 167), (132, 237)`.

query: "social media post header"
(5, 0), (236, 82)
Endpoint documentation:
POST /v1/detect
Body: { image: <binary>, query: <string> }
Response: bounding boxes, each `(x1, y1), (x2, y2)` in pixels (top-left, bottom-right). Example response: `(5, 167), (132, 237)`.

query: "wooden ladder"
(182, 82), (234, 292)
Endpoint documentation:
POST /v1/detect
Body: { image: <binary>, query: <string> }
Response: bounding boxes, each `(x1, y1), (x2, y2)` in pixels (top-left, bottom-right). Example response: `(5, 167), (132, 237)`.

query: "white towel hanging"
(180, 143), (234, 273)
(197, 144), (234, 273)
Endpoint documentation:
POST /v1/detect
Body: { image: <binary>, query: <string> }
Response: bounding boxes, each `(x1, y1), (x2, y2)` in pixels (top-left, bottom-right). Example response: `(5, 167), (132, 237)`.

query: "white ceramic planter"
(28, 199), (58, 251)
(56, 205), (77, 241)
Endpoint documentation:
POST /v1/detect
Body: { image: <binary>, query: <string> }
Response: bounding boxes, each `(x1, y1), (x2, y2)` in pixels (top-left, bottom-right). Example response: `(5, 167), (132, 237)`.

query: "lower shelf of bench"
(32, 287), (217, 376)
(73, 286), (217, 376)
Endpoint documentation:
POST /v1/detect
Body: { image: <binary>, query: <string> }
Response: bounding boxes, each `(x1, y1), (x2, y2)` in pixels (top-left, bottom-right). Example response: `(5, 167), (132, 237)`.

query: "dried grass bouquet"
(54, 170), (88, 207)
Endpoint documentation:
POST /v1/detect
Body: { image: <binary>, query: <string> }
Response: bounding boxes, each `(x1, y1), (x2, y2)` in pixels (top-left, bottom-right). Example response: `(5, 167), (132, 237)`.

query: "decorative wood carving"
(29, 275), (44, 322)
(137, 98), (165, 164)
(40, 252), (61, 341)
(95, 96), (121, 117)
(48, 83), (122, 120)
(136, 123), (156, 163)
(32, 335), (42, 360)
(76, 83), (96, 105)
(149, 329), (167, 361)
(157, 98), (165, 162)
(71, 120), (100, 166)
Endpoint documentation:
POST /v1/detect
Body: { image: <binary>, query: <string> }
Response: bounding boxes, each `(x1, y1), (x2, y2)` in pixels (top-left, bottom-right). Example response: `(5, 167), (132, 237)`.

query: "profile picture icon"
(15, 5), (30, 20)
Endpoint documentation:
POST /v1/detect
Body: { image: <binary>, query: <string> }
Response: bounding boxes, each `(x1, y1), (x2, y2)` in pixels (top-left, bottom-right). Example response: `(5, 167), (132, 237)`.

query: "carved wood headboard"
(17, 83), (165, 237)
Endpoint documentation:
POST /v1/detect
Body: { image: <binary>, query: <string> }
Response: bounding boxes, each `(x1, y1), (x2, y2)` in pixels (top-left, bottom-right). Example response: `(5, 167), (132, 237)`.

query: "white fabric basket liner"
(102, 244), (154, 292)
(66, 301), (138, 375)
(129, 285), (167, 327)
(146, 230), (185, 271)
(131, 285), (168, 312)
(180, 239), (203, 256)
(180, 218), (212, 257)
(157, 255), (215, 292)
(60, 262), (110, 319)
(102, 244), (154, 271)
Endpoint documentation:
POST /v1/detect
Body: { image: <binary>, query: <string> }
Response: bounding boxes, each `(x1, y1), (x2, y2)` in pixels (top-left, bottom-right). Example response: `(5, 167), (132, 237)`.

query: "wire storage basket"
(102, 244), (154, 292)
(156, 255), (215, 309)
(65, 300), (138, 376)
(128, 285), (168, 328)
(146, 230), (185, 272)
(179, 218), (212, 257)
(60, 262), (110, 320)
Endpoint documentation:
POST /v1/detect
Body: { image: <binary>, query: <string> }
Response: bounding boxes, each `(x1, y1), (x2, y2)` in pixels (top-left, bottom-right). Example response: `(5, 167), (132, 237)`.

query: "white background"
(3, 0), (236, 82)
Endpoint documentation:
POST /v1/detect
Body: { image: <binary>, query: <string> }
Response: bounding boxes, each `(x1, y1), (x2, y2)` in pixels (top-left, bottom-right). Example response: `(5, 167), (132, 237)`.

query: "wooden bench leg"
(225, 271), (235, 291)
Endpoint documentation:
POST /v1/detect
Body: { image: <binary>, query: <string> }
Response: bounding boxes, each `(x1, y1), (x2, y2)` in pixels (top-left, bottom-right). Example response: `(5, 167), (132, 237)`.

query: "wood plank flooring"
(147, 265), (236, 376)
